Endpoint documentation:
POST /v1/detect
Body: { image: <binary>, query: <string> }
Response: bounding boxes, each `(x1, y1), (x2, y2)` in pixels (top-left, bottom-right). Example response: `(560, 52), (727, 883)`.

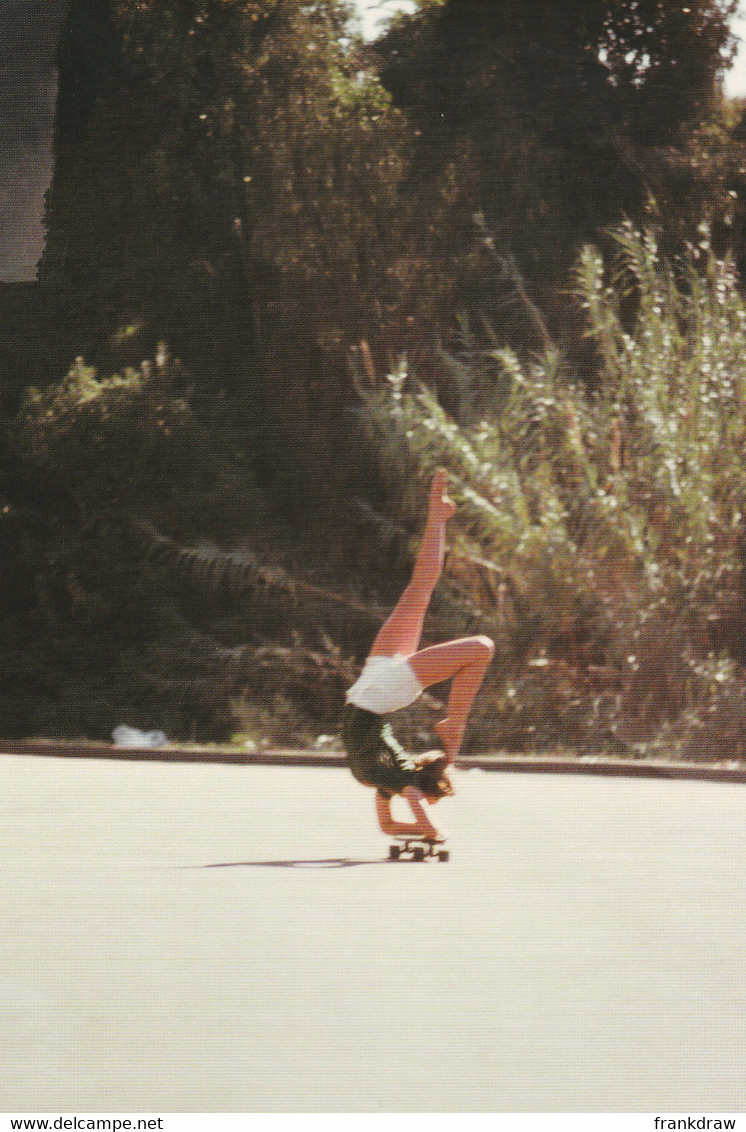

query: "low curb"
(2, 739), (746, 783)
(460, 754), (746, 784)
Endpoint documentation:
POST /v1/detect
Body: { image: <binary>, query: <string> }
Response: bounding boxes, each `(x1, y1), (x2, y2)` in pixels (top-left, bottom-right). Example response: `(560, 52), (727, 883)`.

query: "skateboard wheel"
(437, 850), (450, 862)
(413, 846), (425, 862)
(389, 844), (401, 860)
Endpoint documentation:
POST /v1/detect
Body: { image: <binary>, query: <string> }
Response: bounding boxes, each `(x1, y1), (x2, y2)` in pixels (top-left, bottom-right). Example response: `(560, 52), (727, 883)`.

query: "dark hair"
(415, 753), (455, 801)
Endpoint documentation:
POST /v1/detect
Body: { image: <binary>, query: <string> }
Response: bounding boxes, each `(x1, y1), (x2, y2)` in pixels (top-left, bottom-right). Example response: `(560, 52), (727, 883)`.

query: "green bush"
(16, 353), (264, 533)
(355, 224), (746, 757)
(0, 352), (271, 740)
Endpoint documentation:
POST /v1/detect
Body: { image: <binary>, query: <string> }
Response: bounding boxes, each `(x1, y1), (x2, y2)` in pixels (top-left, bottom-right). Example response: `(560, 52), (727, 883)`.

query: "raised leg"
(367, 468), (494, 760)
(368, 468), (455, 659)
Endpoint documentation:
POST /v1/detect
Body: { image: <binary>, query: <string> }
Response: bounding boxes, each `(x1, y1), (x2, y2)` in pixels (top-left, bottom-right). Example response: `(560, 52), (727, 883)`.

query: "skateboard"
(388, 837), (449, 862)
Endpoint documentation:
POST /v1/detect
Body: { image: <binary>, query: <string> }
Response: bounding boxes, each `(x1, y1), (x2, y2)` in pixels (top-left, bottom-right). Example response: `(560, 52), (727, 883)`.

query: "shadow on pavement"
(197, 857), (386, 869)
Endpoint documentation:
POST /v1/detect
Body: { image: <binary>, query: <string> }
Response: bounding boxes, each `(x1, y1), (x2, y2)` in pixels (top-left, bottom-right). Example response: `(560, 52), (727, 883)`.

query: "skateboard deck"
(388, 837), (449, 862)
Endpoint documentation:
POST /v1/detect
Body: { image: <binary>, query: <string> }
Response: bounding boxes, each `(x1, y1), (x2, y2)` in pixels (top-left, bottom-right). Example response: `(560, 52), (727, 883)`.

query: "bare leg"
(407, 635), (495, 759)
(375, 788), (446, 842)
(368, 469), (455, 659)
(367, 468), (494, 760)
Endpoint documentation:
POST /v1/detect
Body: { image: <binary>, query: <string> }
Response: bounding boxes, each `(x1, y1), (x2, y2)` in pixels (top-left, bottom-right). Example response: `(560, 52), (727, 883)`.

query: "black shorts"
(341, 703), (453, 800)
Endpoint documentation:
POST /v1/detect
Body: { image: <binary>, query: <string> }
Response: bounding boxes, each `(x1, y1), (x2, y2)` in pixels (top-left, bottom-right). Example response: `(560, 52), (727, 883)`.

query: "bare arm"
(375, 788), (443, 841)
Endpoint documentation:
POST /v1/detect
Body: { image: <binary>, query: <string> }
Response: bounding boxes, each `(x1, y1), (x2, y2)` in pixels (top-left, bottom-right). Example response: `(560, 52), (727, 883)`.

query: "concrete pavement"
(1, 753), (745, 1112)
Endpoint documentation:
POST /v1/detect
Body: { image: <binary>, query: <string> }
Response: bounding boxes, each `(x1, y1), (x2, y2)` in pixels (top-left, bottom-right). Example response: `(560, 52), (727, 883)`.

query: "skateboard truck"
(389, 837), (449, 862)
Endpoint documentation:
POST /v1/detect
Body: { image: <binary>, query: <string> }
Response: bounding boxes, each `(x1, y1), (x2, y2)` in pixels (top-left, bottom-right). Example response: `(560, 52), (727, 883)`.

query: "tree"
(40, 0), (408, 387)
(598, 0), (736, 143)
(375, 0), (737, 353)
(37, 0), (413, 516)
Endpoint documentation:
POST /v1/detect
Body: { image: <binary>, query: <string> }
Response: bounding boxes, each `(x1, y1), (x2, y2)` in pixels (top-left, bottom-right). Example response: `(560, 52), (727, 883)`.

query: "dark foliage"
(375, 0), (738, 356)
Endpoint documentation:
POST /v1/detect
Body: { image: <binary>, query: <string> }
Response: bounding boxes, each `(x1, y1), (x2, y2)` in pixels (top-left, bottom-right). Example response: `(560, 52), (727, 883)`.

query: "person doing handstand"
(342, 468), (494, 841)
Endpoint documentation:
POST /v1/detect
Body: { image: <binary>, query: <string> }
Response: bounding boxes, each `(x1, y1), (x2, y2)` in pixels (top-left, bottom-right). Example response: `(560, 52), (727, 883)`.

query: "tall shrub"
(355, 225), (746, 752)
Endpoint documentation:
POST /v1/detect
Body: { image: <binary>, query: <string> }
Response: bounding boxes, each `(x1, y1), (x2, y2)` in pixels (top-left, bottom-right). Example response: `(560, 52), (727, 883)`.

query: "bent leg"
(407, 635), (495, 759)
